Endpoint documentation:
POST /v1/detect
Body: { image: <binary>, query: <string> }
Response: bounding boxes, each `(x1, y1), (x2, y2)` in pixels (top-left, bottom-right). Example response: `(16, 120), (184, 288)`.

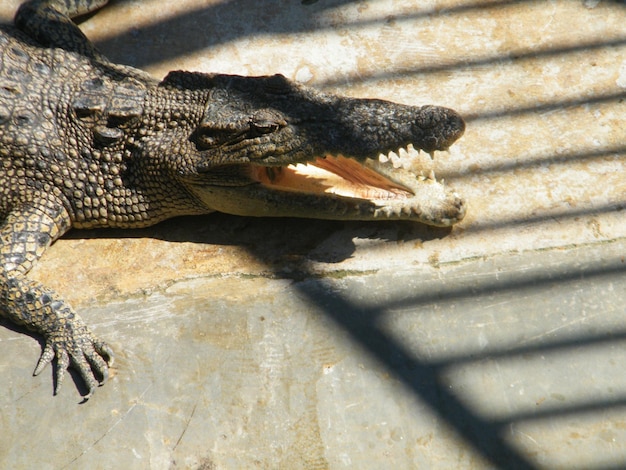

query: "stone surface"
(1, 0), (626, 469)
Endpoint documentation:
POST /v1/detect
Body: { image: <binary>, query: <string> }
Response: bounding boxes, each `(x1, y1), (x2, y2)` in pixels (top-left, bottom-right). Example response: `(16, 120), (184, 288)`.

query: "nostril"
(450, 112), (466, 136)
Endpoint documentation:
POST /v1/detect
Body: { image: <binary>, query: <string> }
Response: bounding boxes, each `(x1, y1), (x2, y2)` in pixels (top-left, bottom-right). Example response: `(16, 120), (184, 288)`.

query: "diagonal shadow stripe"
(294, 275), (538, 469)
(317, 36), (626, 89)
(94, 0), (550, 69)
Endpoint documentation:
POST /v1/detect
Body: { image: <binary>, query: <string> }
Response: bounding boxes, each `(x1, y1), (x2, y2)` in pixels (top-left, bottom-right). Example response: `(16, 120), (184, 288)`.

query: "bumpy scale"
(0, 0), (466, 397)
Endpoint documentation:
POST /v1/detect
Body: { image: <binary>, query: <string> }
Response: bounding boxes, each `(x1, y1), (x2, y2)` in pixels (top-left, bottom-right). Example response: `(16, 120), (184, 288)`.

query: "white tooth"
(429, 170), (436, 181)
(398, 147), (412, 170)
(406, 144), (419, 158)
(418, 175), (426, 181)
(379, 153), (388, 163)
(428, 151), (435, 160)
(389, 151), (401, 168)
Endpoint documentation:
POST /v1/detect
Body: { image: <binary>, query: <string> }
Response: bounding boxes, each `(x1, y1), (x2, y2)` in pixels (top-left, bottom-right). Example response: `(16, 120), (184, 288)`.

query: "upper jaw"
(320, 102), (466, 158)
(217, 103), (466, 168)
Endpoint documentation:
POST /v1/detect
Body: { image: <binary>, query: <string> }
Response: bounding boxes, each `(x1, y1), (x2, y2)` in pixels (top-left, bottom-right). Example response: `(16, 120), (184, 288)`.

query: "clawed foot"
(34, 325), (114, 399)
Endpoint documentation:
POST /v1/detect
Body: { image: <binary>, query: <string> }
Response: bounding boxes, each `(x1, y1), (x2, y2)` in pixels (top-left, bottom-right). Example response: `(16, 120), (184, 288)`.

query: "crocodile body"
(0, 0), (466, 397)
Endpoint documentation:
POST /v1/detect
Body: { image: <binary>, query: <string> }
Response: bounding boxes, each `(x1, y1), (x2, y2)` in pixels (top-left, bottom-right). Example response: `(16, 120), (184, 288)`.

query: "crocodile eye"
(249, 110), (286, 136)
(250, 119), (280, 135)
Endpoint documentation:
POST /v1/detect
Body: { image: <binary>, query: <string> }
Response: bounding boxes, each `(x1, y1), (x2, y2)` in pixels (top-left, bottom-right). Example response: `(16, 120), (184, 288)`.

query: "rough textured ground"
(1, 1), (626, 469)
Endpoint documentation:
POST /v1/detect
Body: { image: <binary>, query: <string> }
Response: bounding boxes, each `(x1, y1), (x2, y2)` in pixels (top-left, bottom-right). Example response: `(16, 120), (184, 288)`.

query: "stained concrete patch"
(2, 0), (626, 469)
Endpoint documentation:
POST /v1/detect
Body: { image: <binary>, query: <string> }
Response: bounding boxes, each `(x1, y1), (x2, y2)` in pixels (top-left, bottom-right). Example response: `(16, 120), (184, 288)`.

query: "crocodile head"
(162, 72), (466, 227)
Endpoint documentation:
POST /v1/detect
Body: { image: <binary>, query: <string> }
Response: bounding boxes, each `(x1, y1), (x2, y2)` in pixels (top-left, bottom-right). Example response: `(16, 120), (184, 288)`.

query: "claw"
(34, 331), (114, 397)
(74, 352), (99, 397)
(86, 340), (114, 385)
(54, 348), (70, 395)
(95, 340), (115, 368)
(33, 342), (55, 376)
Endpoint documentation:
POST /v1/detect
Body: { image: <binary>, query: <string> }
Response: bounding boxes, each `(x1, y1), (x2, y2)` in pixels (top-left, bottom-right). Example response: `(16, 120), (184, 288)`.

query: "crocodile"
(0, 0), (466, 398)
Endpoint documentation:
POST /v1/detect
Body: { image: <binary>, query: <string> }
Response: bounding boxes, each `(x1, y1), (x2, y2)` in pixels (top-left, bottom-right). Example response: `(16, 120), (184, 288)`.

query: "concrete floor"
(1, 0), (626, 468)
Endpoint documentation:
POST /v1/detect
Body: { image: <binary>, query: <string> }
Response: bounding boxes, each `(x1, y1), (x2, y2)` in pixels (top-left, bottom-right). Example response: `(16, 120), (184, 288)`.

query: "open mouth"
(249, 145), (438, 203)
(188, 144), (465, 226)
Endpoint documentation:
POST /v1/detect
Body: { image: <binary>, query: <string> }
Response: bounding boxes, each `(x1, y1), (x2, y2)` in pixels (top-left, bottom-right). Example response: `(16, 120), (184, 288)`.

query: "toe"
(33, 342), (55, 376)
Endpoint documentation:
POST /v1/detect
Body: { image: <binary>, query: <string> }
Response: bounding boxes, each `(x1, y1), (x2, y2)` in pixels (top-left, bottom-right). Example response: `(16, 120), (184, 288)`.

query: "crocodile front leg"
(15, 0), (110, 60)
(0, 196), (113, 397)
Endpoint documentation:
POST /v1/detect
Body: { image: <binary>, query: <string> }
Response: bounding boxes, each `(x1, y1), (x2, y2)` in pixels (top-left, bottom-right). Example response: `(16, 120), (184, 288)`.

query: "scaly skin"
(0, 0), (466, 397)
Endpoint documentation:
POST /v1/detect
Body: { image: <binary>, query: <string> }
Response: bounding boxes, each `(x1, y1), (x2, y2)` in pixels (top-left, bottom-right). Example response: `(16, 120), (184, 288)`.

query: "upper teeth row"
(378, 144), (438, 181)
